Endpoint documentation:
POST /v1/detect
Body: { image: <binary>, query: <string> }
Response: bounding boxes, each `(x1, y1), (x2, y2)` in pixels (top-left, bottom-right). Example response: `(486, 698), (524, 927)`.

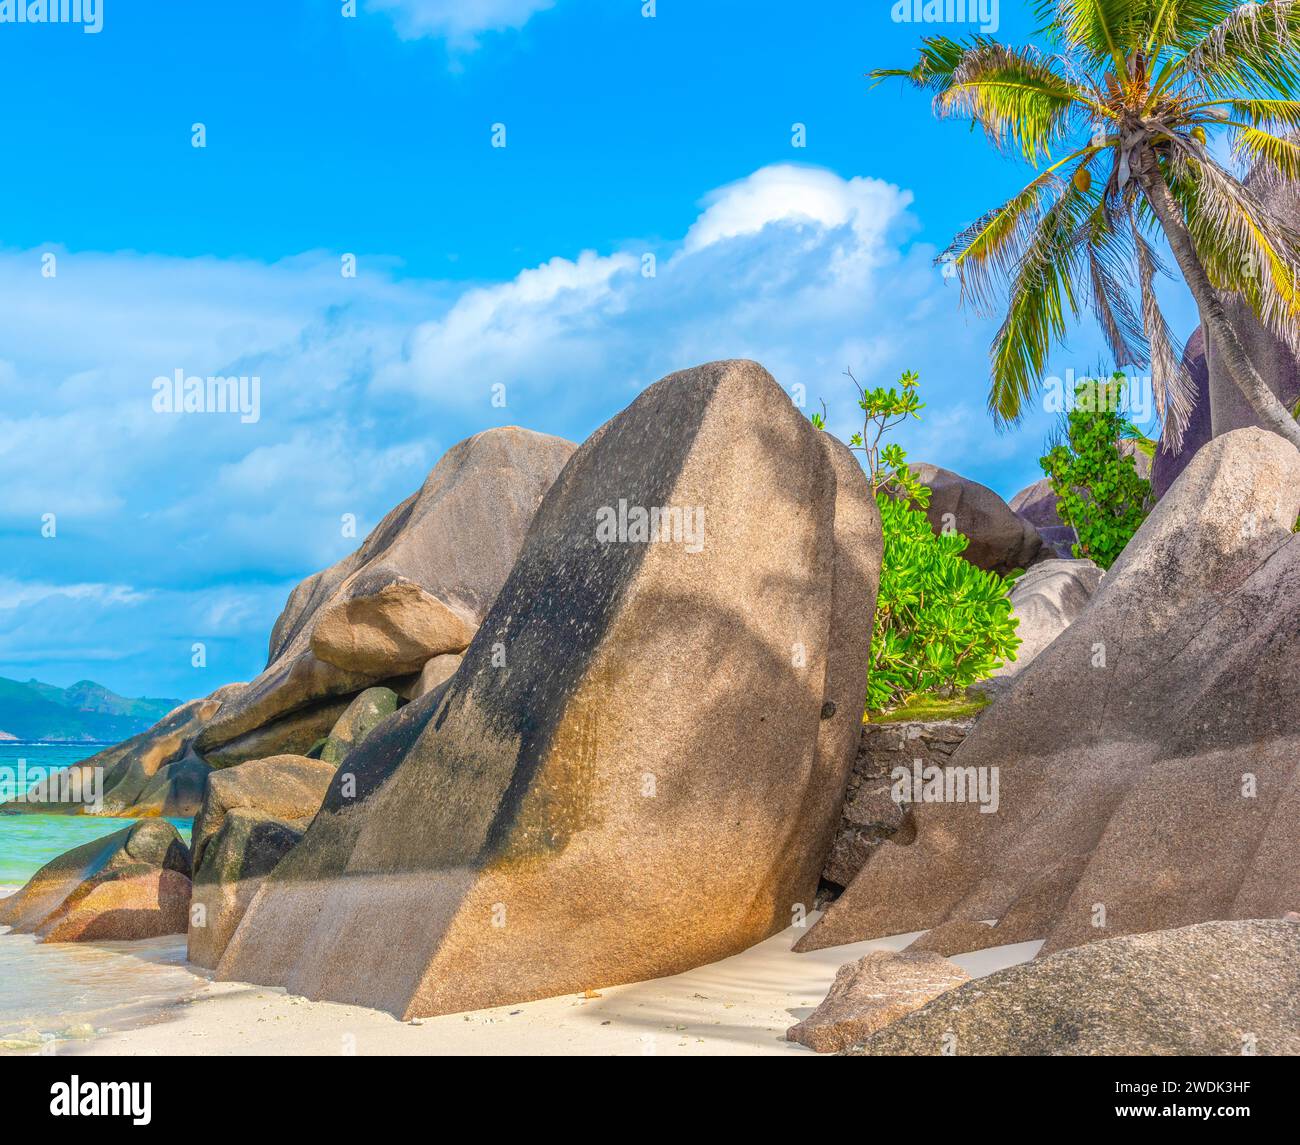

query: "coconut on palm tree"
(874, 0), (1300, 451)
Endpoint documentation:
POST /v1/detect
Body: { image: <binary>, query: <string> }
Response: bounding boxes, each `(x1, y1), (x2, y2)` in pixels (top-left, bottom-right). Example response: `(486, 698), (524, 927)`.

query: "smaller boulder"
(912, 464), (1042, 575)
(191, 754), (336, 873)
(0, 820), (192, 942)
(309, 578), (478, 676)
(850, 920), (1300, 1056)
(993, 558), (1103, 680)
(1008, 477), (1061, 529)
(786, 949), (970, 1053)
(201, 699), (352, 769)
(405, 654), (463, 701)
(37, 869), (192, 943)
(316, 687), (399, 765)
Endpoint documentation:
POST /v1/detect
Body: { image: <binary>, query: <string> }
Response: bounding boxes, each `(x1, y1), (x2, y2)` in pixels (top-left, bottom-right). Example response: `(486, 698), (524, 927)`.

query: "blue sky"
(0, 0), (1200, 701)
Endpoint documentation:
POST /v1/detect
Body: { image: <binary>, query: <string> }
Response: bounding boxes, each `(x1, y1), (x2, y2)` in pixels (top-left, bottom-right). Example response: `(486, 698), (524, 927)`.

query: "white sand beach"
(50, 918), (1040, 1057)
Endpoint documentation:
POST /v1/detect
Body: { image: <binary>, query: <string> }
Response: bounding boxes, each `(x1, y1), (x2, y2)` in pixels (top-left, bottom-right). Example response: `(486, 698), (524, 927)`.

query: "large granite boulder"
(991, 558), (1103, 681)
(8, 697), (222, 817)
(0, 820), (192, 941)
(797, 427), (1300, 956)
(194, 427), (576, 759)
(850, 920), (1300, 1056)
(218, 359), (884, 1018)
(1153, 328), (1215, 499)
(786, 949), (969, 1053)
(911, 464), (1042, 575)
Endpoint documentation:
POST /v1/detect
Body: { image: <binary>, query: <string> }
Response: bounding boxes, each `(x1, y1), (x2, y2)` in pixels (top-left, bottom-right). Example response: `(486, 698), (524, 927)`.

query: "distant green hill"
(0, 676), (182, 743)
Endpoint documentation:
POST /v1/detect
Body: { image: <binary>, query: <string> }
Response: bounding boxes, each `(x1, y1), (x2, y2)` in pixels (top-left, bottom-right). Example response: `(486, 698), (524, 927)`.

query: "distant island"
(0, 676), (182, 743)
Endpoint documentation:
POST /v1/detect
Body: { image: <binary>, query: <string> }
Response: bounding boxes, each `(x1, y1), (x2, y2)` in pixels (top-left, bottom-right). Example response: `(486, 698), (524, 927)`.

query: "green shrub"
(814, 368), (1021, 714)
(868, 494), (1021, 711)
(1040, 374), (1152, 569)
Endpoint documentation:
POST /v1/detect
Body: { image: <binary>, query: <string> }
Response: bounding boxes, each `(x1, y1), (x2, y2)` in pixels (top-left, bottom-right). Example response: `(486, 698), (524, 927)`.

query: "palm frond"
(1180, 0), (1300, 99)
(934, 43), (1093, 163)
(988, 184), (1097, 424)
(1168, 143), (1300, 356)
(869, 36), (975, 94)
(1132, 220), (1197, 447)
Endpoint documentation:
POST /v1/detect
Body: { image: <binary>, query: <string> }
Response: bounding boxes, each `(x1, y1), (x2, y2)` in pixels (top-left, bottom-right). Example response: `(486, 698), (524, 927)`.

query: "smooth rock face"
(851, 921), (1300, 1056)
(189, 810), (307, 969)
(191, 754), (337, 873)
(911, 463), (1042, 575)
(991, 559), (1103, 680)
(310, 580), (478, 676)
(905, 919), (1000, 956)
(195, 427), (576, 754)
(1153, 326), (1215, 499)
(0, 820), (192, 941)
(316, 687), (399, 765)
(786, 949), (970, 1053)
(798, 428), (1300, 955)
(9, 698), (220, 817)
(1008, 477), (1061, 529)
(219, 360), (883, 1018)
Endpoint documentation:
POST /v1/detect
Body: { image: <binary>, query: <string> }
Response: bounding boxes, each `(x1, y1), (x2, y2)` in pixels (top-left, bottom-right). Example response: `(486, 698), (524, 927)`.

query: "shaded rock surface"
(194, 428), (575, 756)
(189, 810), (307, 969)
(850, 920), (1300, 1056)
(798, 428), (1300, 956)
(905, 919), (1000, 956)
(991, 558), (1103, 681)
(0, 820), (191, 942)
(787, 949), (970, 1053)
(1153, 328), (1216, 500)
(219, 359), (883, 1018)
(911, 463), (1042, 575)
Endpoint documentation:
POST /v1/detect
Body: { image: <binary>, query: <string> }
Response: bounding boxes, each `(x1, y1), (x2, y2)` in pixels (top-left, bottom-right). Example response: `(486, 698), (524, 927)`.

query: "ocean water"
(0, 743), (203, 1053)
(0, 743), (193, 882)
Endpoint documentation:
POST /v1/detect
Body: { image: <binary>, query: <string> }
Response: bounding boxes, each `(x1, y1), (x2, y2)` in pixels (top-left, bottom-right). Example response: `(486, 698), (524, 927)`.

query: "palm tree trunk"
(1138, 155), (1300, 452)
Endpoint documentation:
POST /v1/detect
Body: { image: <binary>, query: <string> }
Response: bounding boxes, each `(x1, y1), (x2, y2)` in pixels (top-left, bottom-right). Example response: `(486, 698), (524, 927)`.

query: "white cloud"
(368, 0), (556, 48)
(0, 162), (1045, 697)
(684, 164), (913, 254)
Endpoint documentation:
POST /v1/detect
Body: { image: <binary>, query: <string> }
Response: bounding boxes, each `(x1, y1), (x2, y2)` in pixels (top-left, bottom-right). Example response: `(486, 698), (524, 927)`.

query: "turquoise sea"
(0, 744), (203, 1052)
(0, 743), (192, 882)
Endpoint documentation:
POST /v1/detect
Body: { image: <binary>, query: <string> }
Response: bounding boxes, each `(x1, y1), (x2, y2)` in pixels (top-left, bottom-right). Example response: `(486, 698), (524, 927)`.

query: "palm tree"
(873, 0), (1300, 451)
